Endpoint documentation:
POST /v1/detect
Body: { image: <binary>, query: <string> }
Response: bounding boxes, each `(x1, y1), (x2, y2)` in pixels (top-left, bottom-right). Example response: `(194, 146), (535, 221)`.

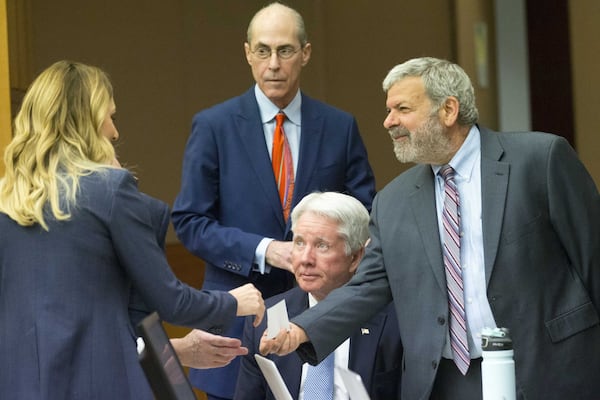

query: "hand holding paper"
(266, 299), (291, 339)
(259, 323), (308, 356)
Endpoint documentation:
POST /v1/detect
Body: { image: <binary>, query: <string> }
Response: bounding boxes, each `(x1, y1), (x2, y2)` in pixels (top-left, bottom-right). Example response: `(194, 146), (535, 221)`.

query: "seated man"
(234, 192), (401, 399)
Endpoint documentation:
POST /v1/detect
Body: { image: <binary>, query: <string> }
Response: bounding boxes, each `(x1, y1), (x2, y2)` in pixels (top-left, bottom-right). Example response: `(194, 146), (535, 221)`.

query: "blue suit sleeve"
(172, 112), (263, 280)
(128, 192), (172, 327)
(110, 172), (237, 330)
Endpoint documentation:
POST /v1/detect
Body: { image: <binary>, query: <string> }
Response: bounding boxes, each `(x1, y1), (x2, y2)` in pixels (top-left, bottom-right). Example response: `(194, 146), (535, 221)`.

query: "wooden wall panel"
(163, 243), (206, 399)
(163, 241), (205, 340)
(0, 0), (12, 170)
(453, 0), (498, 129)
(569, 0), (600, 187)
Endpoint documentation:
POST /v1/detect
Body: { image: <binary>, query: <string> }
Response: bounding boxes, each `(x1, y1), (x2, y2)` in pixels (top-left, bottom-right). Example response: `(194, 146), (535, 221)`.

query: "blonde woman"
(0, 60), (264, 399)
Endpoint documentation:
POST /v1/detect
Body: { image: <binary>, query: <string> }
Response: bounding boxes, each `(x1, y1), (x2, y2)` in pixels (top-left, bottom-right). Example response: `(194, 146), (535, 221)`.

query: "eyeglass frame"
(249, 44), (304, 60)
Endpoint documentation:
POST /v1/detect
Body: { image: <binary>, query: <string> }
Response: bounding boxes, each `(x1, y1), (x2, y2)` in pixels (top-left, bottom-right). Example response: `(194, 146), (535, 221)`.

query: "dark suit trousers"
(430, 358), (483, 400)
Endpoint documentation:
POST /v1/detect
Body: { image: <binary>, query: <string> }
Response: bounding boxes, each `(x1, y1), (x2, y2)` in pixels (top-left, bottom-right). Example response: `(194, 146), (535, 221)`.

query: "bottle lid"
(481, 327), (513, 351)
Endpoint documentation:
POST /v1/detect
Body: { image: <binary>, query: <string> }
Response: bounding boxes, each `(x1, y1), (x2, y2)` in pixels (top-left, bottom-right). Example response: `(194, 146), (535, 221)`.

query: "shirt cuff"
(253, 237), (274, 274)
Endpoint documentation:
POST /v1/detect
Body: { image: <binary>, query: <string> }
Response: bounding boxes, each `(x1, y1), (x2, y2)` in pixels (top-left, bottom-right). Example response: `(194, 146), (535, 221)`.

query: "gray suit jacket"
(293, 127), (600, 399)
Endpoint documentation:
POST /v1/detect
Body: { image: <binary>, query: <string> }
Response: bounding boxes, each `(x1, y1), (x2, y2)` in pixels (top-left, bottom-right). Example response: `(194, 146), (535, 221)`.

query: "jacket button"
(432, 360), (438, 369)
(437, 316), (446, 325)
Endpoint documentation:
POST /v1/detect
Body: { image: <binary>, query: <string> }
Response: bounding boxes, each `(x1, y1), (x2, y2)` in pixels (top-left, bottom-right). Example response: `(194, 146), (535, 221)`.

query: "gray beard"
(392, 116), (454, 165)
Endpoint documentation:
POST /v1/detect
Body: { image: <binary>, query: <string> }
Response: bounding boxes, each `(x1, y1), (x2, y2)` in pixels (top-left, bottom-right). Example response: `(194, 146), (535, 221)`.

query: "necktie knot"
(440, 164), (456, 182)
(275, 112), (285, 126)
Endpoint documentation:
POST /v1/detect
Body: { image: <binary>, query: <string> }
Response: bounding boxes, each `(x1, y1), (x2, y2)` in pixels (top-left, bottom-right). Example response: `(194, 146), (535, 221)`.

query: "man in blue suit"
(172, 3), (375, 399)
(234, 192), (401, 400)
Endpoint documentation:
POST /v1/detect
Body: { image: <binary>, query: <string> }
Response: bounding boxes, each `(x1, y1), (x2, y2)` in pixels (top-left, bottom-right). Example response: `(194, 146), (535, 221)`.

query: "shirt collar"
(432, 125), (480, 181)
(308, 292), (319, 307)
(254, 84), (302, 125)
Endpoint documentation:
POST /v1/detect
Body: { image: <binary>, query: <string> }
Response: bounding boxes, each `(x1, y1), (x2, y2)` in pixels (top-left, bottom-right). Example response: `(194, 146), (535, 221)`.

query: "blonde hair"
(0, 60), (117, 230)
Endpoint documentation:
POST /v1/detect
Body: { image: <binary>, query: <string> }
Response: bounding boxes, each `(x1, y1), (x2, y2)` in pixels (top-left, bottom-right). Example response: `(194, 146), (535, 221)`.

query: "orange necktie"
(272, 112), (294, 220)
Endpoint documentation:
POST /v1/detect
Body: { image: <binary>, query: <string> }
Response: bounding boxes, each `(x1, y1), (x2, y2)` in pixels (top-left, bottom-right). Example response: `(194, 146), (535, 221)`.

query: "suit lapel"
(408, 127), (511, 291)
(410, 166), (447, 292)
(236, 89), (286, 229)
(348, 311), (387, 391)
(479, 127), (509, 285)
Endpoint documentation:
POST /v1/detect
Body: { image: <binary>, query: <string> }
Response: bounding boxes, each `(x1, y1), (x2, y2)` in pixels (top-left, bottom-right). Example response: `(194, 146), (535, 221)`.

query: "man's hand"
(265, 240), (294, 273)
(229, 283), (265, 326)
(171, 330), (248, 369)
(259, 323), (308, 356)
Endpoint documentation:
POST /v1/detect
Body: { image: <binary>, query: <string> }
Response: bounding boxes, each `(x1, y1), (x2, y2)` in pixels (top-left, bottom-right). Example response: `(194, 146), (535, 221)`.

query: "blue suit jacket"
(0, 169), (237, 400)
(234, 287), (402, 400)
(172, 87), (376, 397)
(128, 192), (172, 327)
(294, 128), (600, 399)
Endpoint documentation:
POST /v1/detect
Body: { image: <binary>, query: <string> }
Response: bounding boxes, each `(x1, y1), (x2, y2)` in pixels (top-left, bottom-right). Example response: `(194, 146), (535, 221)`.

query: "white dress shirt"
(299, 293), (351, 400)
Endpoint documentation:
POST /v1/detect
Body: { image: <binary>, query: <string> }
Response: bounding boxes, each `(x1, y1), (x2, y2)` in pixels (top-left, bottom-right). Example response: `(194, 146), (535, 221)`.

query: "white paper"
(254, 354), (293, 400)
(266, 299), (290, 339)
(337, 366), (371, 400)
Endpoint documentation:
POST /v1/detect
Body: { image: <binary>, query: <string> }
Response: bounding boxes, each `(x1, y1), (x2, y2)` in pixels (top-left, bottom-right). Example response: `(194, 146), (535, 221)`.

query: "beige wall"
(569, 1), (600, 188)
(5, 0), (599, 242)
(10, 0), (458, 242)
(454, 0), (498, 129)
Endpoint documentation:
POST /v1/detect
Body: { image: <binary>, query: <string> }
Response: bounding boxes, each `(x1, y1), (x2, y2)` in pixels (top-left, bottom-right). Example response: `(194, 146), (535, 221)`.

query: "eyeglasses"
(250, 45), (302, 60)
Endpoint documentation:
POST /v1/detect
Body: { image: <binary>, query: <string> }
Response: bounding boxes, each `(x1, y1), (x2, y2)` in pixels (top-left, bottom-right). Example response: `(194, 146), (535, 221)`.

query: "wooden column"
(0, 0), (12, 173)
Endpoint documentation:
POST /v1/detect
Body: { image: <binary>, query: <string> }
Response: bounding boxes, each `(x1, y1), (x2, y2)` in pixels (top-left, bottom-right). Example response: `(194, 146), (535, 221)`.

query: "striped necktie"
(272, 112), (294, 221)
(440, 165), (470, 375)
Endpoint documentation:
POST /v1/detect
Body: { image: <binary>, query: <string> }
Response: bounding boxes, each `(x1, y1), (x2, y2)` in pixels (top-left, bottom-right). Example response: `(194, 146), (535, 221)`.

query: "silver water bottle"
(481, 327), (516, 400)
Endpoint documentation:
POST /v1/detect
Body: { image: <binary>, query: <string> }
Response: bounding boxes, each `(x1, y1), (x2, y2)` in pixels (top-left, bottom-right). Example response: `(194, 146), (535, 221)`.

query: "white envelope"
(254, 354), (293, 400)
(266, 299), (291, 339)
(337, 366), (371, 400)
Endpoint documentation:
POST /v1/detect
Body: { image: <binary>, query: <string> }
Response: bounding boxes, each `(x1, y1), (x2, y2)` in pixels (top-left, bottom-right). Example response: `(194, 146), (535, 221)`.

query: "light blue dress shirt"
(254, 85), (302, 274)
(432, 125), (497, 358)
